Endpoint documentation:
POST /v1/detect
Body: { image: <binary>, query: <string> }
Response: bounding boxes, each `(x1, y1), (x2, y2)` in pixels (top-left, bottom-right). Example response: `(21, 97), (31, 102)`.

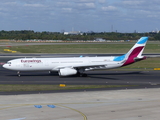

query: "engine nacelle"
(58, 68), (77, 76)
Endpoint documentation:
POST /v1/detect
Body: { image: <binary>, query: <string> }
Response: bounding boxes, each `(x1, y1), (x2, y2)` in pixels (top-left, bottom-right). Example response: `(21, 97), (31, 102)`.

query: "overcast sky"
(0, 0), (160, 33)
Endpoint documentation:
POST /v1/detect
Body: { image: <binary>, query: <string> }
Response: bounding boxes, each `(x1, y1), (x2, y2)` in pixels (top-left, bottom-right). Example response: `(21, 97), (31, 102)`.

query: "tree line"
(0, 30), (160, 41)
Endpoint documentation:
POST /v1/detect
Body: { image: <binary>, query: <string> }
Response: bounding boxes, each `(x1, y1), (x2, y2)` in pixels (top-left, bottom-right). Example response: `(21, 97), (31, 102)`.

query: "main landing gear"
(81, 73), (88, 77)
(76, 72), (88, 77)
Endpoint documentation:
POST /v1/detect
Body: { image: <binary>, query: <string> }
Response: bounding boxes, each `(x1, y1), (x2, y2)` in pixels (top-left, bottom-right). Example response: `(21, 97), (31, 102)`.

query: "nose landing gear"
(17, 71), (21, 77)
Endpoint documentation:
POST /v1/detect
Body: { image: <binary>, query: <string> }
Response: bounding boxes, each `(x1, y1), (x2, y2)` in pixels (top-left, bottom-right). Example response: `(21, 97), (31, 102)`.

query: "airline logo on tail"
(113, 37), (148, 66)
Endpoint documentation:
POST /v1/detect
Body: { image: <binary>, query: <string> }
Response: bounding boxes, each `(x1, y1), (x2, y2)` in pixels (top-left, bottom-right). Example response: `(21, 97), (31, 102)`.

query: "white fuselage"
(3, 56), (123, 72)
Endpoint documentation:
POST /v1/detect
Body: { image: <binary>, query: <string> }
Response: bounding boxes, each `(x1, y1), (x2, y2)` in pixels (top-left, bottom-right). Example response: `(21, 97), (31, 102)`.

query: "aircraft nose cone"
(3, 64), (8, 69)
(3, 64), (6, 68)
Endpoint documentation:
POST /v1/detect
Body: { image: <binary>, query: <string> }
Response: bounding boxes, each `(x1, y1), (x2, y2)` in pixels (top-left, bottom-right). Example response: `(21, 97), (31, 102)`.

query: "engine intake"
(59, 68), (77, 76)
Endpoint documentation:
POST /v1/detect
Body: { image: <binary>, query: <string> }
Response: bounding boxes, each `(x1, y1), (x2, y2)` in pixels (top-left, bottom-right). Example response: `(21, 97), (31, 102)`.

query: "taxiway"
(0, 88), (160, 120)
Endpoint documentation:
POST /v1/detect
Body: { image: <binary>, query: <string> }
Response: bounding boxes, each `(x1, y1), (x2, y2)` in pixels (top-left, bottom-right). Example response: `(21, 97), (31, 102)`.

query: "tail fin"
(123, 37), (148, 66)
(114, 37), (148, 66)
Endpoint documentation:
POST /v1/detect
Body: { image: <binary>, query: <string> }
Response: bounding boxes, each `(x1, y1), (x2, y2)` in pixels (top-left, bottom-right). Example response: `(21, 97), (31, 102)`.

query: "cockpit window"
(7, 62), (11, 64)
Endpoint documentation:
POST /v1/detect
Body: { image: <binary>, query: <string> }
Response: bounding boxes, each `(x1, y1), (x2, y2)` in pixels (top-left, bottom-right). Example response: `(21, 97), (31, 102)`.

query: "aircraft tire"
(81, 73), (87, 77)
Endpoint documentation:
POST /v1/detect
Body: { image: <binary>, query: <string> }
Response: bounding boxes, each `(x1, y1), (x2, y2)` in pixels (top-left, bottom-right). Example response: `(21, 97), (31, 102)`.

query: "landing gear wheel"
(76, 72), (81, 77)
(81, 73), (87, 77)
(76, 71), (87, 77)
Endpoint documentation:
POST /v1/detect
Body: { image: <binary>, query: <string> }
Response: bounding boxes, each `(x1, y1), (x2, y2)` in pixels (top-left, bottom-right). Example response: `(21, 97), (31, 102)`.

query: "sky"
(0, 0), (160, 33)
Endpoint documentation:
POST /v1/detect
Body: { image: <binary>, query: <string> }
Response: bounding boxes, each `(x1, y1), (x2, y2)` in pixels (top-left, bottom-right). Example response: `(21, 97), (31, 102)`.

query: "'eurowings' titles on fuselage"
(21, 59), (42, 63)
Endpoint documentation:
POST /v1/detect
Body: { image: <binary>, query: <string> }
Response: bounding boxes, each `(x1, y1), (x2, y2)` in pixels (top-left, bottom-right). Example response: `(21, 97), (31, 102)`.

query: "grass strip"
(0, 43), (160, 53)
(0, 85), (137, 92)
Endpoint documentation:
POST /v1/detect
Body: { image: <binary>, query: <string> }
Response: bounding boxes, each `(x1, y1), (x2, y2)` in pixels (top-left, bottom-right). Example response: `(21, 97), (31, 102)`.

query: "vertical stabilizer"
(122, 37), (148, 66)
(113, 37), (148, 66)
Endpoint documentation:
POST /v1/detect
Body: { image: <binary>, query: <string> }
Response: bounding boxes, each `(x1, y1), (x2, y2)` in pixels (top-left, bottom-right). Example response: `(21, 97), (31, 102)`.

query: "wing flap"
(52, 64), (107, 71)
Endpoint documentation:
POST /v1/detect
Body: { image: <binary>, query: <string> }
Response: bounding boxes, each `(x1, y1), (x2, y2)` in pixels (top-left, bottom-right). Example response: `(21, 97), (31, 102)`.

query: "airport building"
(64, 31), (83, 35)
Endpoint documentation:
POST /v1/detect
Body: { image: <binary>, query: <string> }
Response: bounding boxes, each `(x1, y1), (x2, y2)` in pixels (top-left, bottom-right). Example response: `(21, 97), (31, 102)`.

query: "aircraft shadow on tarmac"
(86, 71), (144, 80)
(7, 72), (59, 77)
(6, 71), (144, 80)
(87, 71), (143, 75)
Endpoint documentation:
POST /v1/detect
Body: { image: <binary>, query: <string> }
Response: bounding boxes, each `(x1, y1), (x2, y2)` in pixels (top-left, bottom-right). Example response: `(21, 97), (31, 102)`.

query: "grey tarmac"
(0, 88), (160, 120)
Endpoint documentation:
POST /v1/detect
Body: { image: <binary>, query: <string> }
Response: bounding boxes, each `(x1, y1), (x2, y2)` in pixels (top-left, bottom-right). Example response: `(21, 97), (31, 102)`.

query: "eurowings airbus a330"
(3, 37), (148, 77)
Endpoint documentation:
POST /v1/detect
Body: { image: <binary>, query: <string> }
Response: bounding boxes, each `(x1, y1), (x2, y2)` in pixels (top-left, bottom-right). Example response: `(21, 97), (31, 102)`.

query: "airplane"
(3, 37), (148, 77)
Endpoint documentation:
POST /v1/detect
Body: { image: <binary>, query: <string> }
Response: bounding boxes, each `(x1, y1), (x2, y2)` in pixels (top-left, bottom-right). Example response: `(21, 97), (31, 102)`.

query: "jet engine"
(58, 68), (77, 76)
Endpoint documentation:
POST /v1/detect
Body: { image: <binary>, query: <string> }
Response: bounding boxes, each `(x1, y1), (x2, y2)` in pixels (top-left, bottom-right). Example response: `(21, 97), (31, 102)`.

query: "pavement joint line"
(0, 102), (105, 107)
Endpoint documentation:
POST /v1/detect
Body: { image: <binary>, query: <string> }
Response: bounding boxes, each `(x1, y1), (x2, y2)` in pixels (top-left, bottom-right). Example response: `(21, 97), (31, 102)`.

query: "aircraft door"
(44, 60), (49, 67)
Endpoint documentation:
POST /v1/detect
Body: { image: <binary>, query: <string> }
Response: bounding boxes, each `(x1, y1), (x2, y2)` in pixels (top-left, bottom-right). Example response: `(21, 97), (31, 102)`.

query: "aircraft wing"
(53, 63), (109, 71)
(74, 64), (107, 71)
